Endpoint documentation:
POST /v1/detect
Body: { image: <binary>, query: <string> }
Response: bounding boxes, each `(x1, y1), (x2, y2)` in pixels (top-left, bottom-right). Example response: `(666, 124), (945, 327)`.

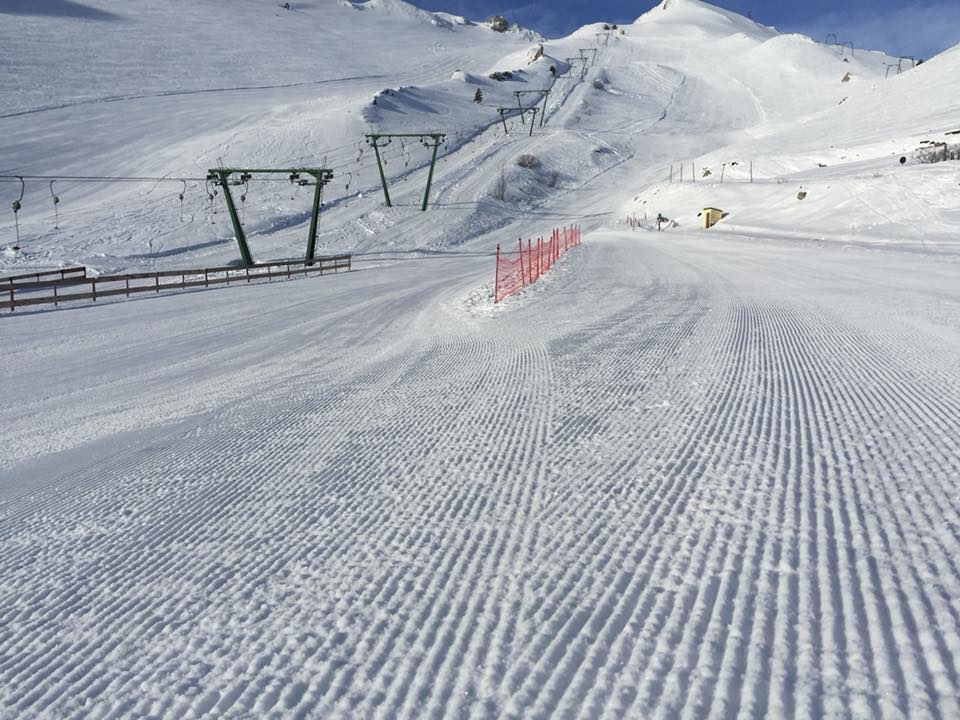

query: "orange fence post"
(527, 238), (533, 282)
(494, 244), (501, 303)
(518, 238), (526, 286)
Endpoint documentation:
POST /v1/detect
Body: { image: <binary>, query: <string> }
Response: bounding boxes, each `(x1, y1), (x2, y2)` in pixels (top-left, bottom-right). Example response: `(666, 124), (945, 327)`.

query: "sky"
(409, 0), (960, 60)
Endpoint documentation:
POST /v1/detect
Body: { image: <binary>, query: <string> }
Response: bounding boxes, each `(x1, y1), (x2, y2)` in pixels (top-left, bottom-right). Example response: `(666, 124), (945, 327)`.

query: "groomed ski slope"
(3, 0), (960, 717)
(2, 232), (960, 718)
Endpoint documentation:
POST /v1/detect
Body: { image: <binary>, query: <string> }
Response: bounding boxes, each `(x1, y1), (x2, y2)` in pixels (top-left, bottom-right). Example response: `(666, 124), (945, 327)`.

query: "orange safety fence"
(494, 226), (581, 303)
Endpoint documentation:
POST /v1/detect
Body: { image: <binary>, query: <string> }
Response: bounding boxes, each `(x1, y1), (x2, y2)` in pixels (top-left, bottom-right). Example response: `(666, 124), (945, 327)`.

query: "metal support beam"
(306, 180), (324, 264)
(514, 90), (550, 128)
(497, 107), (511, 134)
(211, 172), (253, 266)
(422, 136), (441, 211)
(368, 138), (392, 207)
(527, 108), (539, 136)
(207, 167), (333, 266)
(563, 57), (587, 81)
(364, 133), (447, 212)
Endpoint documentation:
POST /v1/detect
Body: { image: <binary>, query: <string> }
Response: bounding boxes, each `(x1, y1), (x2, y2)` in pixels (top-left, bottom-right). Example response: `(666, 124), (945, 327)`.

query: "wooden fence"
(3, 266), (87, 287)
(2, 256), (351, 312)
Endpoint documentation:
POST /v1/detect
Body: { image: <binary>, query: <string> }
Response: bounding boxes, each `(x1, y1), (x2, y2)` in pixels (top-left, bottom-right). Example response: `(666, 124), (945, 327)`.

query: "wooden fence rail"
(2, 256), (351, 312)
(2, 266), (87, 286)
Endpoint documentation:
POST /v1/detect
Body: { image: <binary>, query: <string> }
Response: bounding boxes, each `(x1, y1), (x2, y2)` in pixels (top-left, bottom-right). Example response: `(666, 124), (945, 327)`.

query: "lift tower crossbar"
(206, 167), (333, 266)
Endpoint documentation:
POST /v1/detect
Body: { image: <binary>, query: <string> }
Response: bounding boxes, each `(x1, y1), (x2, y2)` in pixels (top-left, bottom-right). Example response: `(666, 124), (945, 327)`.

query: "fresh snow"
(2, 0), (960, 717)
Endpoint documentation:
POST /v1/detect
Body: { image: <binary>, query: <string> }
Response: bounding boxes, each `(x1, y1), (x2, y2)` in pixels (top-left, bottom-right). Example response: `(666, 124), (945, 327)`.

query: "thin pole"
(516, 93), (526, 125)
(518, 238), (525, 285)
(527, 238), (533, 281)
(218, 174), (254, 265)
(371, 140), (391, 207)
(306, 178), (324, 263)
(494, 244), (501, 303)
(422, 137), (440, 211)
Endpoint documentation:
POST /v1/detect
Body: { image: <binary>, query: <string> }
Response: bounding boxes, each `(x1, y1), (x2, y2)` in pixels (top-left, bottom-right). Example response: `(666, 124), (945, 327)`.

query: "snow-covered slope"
(620, 0), (960, 249)
(4, 0), (957, 275)
(0, 0), (538, 117)
(3, 3), (960, 718)
(0, 0), (545, 270)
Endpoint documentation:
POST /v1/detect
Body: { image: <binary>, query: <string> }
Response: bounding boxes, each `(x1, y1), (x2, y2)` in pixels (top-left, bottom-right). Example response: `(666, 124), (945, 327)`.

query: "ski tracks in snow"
(2, 234), (960, 718)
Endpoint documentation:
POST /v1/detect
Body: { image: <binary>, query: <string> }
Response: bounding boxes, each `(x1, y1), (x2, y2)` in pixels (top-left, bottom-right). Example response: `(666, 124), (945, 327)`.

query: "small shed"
(702, 207), (724, 229)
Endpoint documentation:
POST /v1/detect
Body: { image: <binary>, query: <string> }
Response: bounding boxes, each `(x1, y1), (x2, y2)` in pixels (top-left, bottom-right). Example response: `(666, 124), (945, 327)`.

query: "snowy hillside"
(3, 1), (960, 718)
(4, 0), (957, 274)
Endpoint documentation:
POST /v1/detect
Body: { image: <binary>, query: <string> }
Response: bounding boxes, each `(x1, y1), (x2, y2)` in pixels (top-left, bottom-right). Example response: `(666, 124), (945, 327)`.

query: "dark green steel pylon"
(207, 167), (333, 266)
(365, 133), (446, 211)
(514, 90), (551, 127)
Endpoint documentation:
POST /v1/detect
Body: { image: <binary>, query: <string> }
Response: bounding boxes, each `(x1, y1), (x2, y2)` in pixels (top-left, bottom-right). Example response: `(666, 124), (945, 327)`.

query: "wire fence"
(493, 226), (581, 303)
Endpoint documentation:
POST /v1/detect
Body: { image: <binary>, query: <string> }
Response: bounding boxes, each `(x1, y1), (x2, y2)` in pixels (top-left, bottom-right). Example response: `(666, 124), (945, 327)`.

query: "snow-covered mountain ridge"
(0, 0), (957, 273)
